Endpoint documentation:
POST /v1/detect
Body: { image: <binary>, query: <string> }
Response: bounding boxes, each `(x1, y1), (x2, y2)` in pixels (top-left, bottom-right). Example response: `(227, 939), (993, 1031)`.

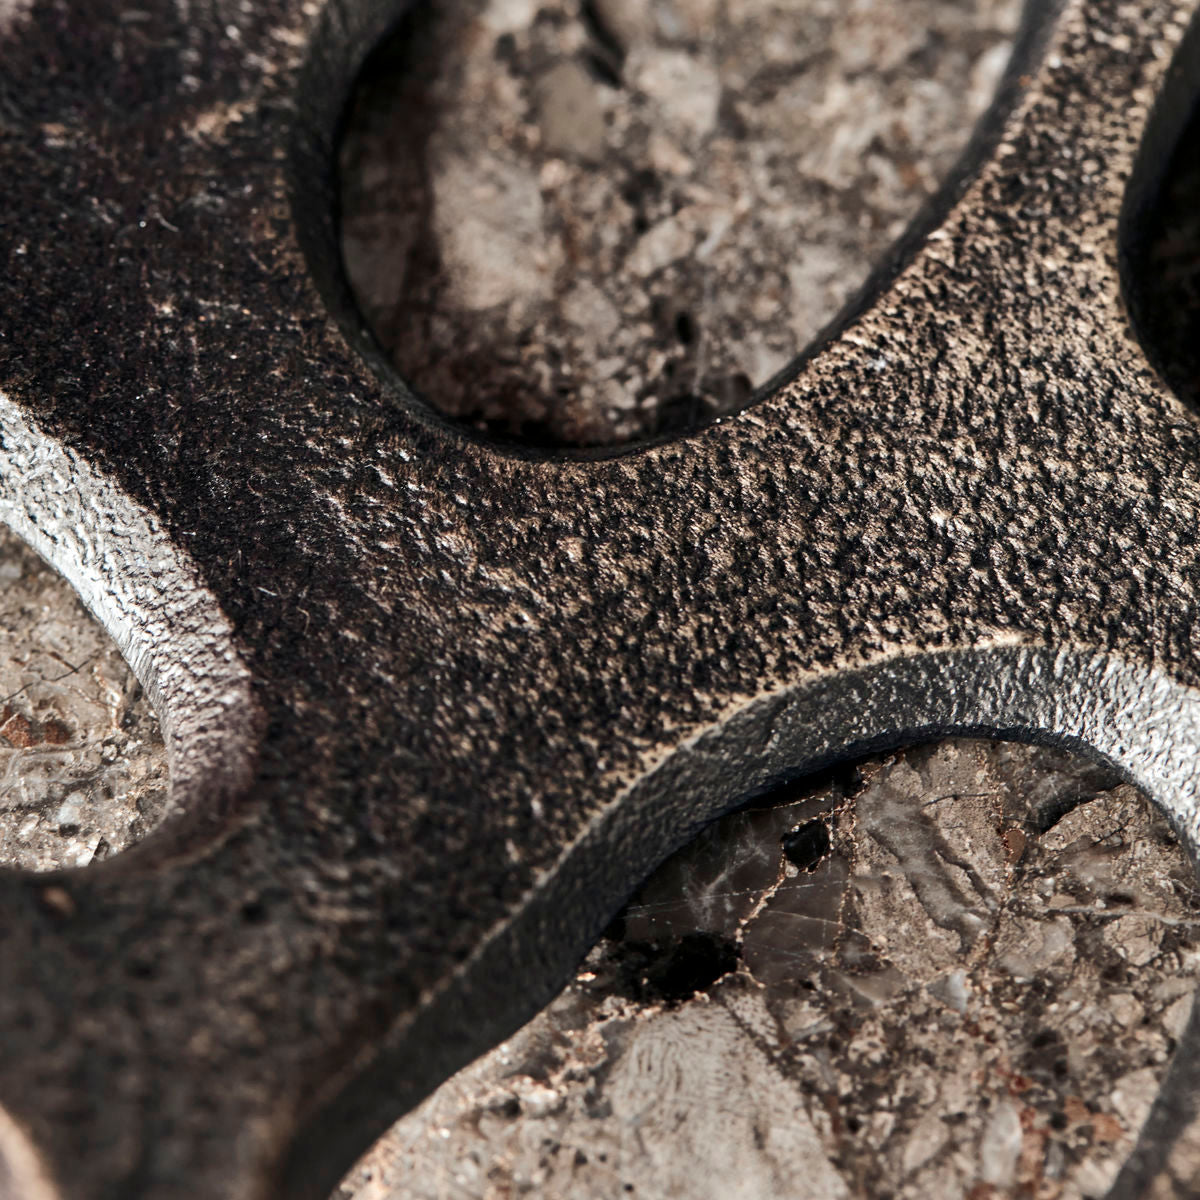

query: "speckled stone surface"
(3, 1), (1200, 1199)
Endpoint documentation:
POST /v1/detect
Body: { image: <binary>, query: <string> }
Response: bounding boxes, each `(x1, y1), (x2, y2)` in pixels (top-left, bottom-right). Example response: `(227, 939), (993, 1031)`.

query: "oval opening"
(339, 0), (1021, 447)
(0, 527), (169, 872)
(334, 737), (1198, 1199)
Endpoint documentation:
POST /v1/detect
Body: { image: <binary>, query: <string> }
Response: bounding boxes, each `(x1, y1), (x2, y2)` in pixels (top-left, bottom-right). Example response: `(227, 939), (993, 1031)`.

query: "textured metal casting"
(1, 0), (1200, 1196)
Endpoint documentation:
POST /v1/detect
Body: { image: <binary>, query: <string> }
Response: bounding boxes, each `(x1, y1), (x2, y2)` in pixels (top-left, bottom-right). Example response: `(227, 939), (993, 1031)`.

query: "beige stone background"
(3, 0), (1200, 1197)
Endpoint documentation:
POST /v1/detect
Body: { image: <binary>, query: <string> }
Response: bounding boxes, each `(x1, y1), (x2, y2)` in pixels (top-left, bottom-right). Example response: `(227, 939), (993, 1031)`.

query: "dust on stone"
(340, 0), (1020, 445)
(335, 740), (1200, 1200)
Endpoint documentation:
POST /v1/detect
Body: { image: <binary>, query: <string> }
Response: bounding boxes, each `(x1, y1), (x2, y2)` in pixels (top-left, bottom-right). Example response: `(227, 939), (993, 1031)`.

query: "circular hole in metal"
(339, 0), (1020, 447)
(334, 738), (1200, 1199)
(0, 528), (169, 873)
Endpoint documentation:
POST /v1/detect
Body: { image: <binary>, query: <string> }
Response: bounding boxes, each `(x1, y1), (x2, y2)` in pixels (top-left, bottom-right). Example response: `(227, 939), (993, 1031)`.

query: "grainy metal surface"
(3, 1), (1200, 1198)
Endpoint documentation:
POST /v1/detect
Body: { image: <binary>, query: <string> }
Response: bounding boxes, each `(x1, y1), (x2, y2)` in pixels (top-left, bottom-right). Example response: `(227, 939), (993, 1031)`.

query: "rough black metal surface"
(2, 0), (1200, 1196)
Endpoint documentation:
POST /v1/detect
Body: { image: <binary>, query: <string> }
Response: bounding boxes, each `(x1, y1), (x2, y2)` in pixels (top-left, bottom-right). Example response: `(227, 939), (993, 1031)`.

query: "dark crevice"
(1122, 9), (1200, 408)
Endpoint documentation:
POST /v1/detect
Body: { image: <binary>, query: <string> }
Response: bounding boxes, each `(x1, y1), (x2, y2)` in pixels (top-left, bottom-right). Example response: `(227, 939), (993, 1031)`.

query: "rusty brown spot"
(1002, 826), (1027, 863)
(1092, 1113), (1125, 1145)
(0, 708), (36, 749)
(39, 719), (70, 745)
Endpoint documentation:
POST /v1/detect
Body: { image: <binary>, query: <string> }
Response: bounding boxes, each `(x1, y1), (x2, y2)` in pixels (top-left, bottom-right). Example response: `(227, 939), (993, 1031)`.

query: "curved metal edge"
(278, 641), (1200, 1199)
(0, 394), (262, 871)
(0, 1101), (59, 1200)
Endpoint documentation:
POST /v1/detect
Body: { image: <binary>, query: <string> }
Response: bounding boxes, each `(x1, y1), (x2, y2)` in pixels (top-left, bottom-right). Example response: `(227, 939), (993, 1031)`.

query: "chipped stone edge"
(0, 394), (258, 854)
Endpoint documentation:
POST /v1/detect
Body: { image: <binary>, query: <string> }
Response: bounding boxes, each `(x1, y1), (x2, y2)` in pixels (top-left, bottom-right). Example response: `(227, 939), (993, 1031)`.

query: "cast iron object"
(1, 0), (1199, 1195)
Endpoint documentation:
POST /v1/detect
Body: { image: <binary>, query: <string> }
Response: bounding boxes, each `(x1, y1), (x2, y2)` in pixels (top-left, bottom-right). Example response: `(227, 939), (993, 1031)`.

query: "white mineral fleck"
(430, 151), (556, 312)
(629, 48), (721, 140)
(54, 792), (84, 830)
(482, 0), (537, 34)
(979, 1100), (1022, 1187)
